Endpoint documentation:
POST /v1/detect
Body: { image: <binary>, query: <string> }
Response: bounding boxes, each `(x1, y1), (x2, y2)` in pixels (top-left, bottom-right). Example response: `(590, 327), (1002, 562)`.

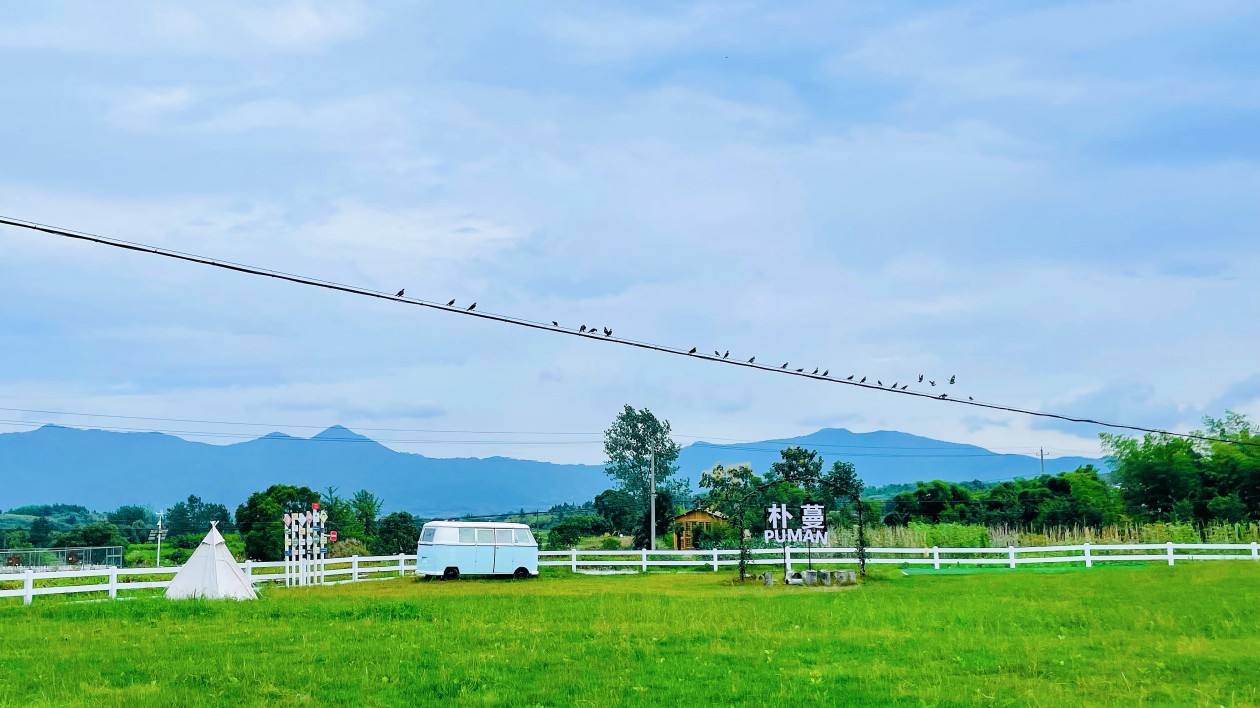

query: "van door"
(493, 529), (516, 573)
(473, 528), (495, 573)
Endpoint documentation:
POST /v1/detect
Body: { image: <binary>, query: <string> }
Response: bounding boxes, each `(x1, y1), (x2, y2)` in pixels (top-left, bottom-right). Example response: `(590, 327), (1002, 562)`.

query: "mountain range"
(0, 425), (1104, 515)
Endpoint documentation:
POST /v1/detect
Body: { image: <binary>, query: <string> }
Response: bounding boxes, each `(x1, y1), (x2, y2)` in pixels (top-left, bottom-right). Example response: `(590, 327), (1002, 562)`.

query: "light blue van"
(416, 521), (539, 580)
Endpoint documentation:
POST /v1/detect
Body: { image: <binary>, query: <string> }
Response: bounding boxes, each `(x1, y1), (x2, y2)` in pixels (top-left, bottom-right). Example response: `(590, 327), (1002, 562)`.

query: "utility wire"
(3, 214), (1255, 449)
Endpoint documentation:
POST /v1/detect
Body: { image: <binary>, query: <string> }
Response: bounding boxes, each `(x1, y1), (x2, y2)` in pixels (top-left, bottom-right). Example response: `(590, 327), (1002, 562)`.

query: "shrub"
(331, 539), (371, 558)
(600, 536), (622, 550)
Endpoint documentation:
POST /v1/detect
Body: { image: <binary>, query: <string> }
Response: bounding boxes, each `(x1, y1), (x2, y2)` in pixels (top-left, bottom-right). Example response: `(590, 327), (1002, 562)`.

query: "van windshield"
(514, 529), (535, 545)
(420, 528), (435, 544)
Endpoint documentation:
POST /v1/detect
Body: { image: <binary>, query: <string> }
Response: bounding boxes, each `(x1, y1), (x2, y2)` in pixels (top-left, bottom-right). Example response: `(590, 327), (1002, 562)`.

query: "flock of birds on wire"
(393, 289), (973, 401)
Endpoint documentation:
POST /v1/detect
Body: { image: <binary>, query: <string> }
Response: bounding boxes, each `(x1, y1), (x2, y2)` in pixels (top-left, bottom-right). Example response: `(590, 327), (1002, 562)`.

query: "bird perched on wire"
(447, 299), (456, 306)
(552, 321), (558, 327)
(395, 289), (405, 297)
(722, 351), (729, 359)
(781, 363), (789, 369)
(949, 375), (956, 385)
(859, 376), (866, 383)
(579, 325), (587, 333)
(604, 328), (612, 337)
(846, 375), (854, 381)
(892, 382), (899, 389)
(714, 350), (721, 357)
(938, 394), (948, 399)
(795, 368), (804, 372)
(688, 347), (697, 354)
(748, 356), (755, 363)
(901, 384), (909, 390)
(822, 370), (829, 377)
(877, 380), (883, 387)
(467, 302), (477, 311)
(812, 368), (819, 375)
(968, 396), (974, 401)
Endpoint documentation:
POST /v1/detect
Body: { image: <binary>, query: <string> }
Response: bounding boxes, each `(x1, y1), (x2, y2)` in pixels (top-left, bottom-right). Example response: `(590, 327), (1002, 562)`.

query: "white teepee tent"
(165, 521), (258, 601)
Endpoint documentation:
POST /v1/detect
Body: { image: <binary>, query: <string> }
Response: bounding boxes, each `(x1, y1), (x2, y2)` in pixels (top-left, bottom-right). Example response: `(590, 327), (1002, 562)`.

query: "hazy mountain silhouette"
(0, 425), (1103, 514)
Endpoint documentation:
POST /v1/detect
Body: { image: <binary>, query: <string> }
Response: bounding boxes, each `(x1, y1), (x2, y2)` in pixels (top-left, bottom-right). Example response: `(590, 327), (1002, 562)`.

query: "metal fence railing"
(1, 546), (124, 573)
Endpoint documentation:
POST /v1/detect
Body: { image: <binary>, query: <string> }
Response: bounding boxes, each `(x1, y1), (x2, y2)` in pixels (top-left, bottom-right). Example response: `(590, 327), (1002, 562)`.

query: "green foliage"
(165, 495), (235, 536)
(235, 484), (320, 561)
(320, 487), (368, 547)
(29, 517), (52, 547)
(1103, 411), (1260, 524)
(593, 488), (637, 536)
(372, 512), (420, 555)
(603, 405), (684, 545)
(350, 490), (383, 541)
(599, 536), (623, 550)
(5, 504), (93, 517)
(330, 539), (371, 558)
(50, 521), (128, 549)
(545, 515), (610, 550)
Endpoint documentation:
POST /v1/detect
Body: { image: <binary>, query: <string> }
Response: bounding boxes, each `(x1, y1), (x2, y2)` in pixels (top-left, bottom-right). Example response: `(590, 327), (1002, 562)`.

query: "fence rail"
(3, 543), (1257, 606)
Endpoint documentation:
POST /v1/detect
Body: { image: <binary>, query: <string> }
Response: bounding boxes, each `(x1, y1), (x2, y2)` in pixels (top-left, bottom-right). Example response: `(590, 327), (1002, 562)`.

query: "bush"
(600, 536), (623, 550)
(331, 539), (371, 558)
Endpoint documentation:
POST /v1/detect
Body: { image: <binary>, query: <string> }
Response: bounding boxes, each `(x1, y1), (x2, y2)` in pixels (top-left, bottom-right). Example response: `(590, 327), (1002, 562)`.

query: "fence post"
(784, 546), (792, 573)
(23, 569), (33, 606)
(570, 548), (577, 573)
(1252, 541), (1258, 561)
(641, 548), (648, 573)
(1083, 542), (1092, 569)
(1008, 545), (1016, 569)
(244, 559), (253, 580)
(108, 566), (118, 600)
(932, 546), (940, 570)
(712, 548), (719, 572)
(398, 552), (406, 577)
(351, 555), (360, 582)
(1167, 541), (1175, 566)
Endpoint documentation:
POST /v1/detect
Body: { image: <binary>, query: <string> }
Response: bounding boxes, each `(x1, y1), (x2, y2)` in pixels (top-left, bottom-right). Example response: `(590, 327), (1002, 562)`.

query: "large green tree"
(603, 405), (683, 547)
(372, 512), (421, 555)
(29, 516), (53, 547)
(165, 495), (235, 536)
(235, 485), (321, 561)
(593, 488), (638, 536)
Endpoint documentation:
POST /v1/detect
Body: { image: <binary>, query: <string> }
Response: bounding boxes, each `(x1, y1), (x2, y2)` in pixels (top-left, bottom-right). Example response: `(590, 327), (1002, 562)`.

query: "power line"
(3, 214), (1255, 449)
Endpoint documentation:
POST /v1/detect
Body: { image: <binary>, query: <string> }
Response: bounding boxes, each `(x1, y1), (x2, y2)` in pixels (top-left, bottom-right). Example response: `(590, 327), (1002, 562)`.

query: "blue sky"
(1, 0), (1257, 464)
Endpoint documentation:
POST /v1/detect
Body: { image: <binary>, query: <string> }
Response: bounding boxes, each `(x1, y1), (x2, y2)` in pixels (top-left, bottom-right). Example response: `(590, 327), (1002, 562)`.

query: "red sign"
(330, 531), (338, 542)
(312, 502), (320, 510)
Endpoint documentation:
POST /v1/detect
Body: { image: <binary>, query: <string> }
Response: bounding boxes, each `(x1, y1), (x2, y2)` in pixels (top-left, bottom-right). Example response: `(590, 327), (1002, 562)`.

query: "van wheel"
(442, 567), (460, 581)
(513, 567), (531, 580)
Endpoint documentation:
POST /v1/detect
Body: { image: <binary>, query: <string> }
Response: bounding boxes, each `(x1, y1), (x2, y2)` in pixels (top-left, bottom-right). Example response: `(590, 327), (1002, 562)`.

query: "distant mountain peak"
(311, 425), (373, 442)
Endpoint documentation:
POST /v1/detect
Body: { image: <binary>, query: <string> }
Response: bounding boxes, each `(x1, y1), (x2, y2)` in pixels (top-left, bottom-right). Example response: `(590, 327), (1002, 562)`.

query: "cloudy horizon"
(2, 1), (1257, 466)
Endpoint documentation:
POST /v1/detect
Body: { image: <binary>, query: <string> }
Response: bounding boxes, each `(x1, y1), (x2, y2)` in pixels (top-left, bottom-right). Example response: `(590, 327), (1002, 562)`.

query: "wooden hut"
(672, 508), (727, 550)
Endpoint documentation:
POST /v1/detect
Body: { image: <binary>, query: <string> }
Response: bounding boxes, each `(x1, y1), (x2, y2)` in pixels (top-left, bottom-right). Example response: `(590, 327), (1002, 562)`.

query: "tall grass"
(828, 521), (1260, 548)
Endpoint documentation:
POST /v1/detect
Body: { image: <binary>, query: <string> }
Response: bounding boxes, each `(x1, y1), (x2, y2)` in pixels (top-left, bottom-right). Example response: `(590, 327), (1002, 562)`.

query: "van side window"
(420, 528), (435, 543)
(514, 529), (534, 545)
(495, 529), (513, 545)
(476, 529), (495, 544)
(458, 528), (475, 544)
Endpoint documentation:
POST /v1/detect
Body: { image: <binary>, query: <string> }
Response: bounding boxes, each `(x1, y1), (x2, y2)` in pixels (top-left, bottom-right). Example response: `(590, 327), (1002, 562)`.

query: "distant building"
(672, 508), (726, 550)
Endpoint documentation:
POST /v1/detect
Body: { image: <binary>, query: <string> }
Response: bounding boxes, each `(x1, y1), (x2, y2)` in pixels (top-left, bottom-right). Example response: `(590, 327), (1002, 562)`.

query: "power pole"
(649, 451), (657, 552)
(1040, 447), (1045, 476)
(155, 512), (164, 568)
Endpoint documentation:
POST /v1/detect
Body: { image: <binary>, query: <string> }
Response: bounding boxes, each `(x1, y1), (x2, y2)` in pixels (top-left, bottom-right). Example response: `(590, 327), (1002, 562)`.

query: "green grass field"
(2, 564), (1259, 707)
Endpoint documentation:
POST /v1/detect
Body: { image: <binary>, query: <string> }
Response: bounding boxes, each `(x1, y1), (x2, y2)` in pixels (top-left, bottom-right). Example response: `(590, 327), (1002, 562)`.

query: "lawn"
(1, 564), (1258, 706)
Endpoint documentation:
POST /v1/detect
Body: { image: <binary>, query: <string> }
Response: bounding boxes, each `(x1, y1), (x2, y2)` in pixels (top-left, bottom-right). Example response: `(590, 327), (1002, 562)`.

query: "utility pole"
(1040, 447), (1045, 476)
(155, 512), (164, 568)
(649, 451), (657, 552)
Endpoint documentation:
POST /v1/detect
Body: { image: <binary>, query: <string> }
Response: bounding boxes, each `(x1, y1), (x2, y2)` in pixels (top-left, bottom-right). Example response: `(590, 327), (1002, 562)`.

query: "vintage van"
(415, 521), (539, 580)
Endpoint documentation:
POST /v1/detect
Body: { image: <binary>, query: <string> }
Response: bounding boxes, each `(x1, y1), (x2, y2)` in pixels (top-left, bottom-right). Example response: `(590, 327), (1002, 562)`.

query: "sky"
(1, 0), (1257, 466)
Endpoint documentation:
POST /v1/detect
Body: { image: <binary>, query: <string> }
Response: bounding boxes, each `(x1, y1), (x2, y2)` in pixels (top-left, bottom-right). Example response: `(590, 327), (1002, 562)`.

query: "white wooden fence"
(3, 543), (1257, 606)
